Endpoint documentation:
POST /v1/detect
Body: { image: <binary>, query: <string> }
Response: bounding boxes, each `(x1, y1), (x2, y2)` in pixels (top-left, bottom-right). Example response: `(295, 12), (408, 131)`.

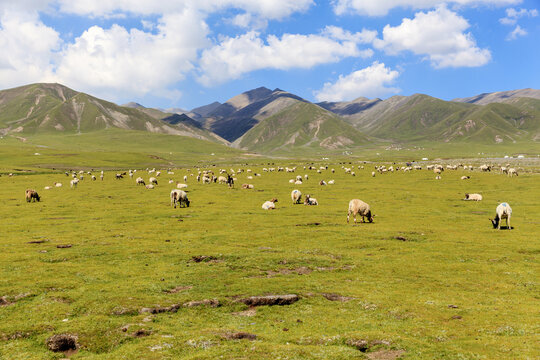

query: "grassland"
(0, 155), (538, 359)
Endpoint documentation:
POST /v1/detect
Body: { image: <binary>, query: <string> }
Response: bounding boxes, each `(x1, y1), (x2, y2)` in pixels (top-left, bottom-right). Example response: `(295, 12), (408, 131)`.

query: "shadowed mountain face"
(317, 97), (382, 116)
(203, 87), (308, 141)
(0, 83), (228, 144)
(452, 89), (540, 105)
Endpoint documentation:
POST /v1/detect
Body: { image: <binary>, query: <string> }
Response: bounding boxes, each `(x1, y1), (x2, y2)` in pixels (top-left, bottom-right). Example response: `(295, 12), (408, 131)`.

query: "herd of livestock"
(21, 161), (520, 230)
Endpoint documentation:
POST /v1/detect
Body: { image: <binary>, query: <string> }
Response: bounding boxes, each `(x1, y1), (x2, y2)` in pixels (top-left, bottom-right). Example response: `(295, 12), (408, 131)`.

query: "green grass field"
(0, 156), (538, 359)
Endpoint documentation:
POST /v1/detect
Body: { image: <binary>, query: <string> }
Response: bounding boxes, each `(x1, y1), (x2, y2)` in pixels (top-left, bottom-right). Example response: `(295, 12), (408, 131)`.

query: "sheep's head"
(271, 198), (278, 203)
(465, 193), (469, 199)
(367, 211), (375, 223)
(489, 218), (498, 228)
(186, 199), (190, 207)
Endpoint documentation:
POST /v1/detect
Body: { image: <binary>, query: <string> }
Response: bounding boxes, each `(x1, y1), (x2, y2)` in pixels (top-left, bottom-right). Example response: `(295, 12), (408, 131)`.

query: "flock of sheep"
(23, 160), (519, 230)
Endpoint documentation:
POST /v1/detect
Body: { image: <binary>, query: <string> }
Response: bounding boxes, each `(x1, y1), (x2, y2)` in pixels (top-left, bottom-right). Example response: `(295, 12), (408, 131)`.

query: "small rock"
(448, 304), (458, 309)
(56, 244), (72, 249)
(46, 334), (78, 352)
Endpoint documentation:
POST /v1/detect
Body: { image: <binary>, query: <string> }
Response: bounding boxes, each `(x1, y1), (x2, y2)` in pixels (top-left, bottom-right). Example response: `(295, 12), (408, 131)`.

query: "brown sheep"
(25, 189), (40, 202)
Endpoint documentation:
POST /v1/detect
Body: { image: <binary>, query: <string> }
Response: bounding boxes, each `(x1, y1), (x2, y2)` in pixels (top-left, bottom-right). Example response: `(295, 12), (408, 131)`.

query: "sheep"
(149, 177), (158, 185)
(44, 186), (51, 190)
(262, 198), (278, 210)
(136, 177), (145, 186)
(241, 183), (254, 189)
(176, 183), (188, 189)
(171, 189), (190, 208)
(184, 175), (188, 182)
(54, 182), (62, 187)
(291, 189), (302, 204)
(490, 202), (512, 230)
(70, 179), (79, 188)
(202, 176), (211, 184)
(435, 175), (441, 180)
(434, 168), (442, 175)
(145, 184), (155, 189)
(169, 179), (174, 184)
(115, 173), (123, 179)
(347, 199), (374, 224)
(155, 171), (161, 177)
(294, 180), (303, 185)
(319, 180), (327, 185)
(218, 176), (228, 184)
(500, 166), (508, 174)
(464, 193), (482, 201)
(289, 179), (295, 184)
(461, 176), (470, 180)
(100, 174), (104, 181)
(328, 180), (335, 185)
(480, 164), (491, 172)
(371, 172), (375, 177)
(304, 194), (318, 205)
(508, 168), (518, 177)
(25, 189), (40, 202)
(91, 175), (97, 181)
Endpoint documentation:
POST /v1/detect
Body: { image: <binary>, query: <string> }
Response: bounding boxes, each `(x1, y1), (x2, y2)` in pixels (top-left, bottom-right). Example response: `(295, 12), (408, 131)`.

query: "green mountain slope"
(0, 83), (227, 144)
(233, 102), (370, 154)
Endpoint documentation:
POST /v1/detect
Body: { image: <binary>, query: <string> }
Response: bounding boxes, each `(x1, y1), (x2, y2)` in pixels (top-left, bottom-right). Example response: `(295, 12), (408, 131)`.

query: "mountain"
(203, 87), (308, 141)
(452, 88), (540, 105)
(232, 101), (370, 153)
(0, 83), (228, 144)
(190, 101), (221, 118)
(323, 92), (540, 144)
(317, 97), (382, 116)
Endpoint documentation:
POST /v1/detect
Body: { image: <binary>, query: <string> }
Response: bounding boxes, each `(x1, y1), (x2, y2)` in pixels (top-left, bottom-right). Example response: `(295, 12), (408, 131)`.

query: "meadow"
(0, 157), (538, 359)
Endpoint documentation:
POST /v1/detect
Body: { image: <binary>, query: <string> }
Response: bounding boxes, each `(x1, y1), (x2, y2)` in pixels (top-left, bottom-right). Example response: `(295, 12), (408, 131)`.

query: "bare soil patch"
(46, 334), (78, 353)
(237, 294), (299, 307)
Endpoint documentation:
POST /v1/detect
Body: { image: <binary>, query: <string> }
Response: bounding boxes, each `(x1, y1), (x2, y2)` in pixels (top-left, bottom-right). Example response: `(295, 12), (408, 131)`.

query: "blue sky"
(0, 1), (538, 110)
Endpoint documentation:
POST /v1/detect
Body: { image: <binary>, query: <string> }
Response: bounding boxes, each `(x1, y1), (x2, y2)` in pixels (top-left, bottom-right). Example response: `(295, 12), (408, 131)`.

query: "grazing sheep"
(155, 171), (161, 177)
(25, 189), (40, 202)
(434, 168), (442, 175)
(218, 176), (227, 184)
(136, 177), (145, 186)
(176, 183), (188, 189)
(202, 176), (211, 184)
(171, 189), (190, 208)
(262, 198), (278, 210)
(54, 182), (62, 187)
(149, 177), (158, 185)
(184, 175), (188, 182)
(145, 184), (155, 189)
(70, 179), (79, 188)
(508, 168), (518, 177)
(44, 186), (51, 190)
(490, 203), (512, 230)
(464, 193), (482, 201)
(371, 172), (375, 177)
(169, 179), (174, 184)
(115, 173), (123, 179)
(500, 166), (508, 174)
(91, 175), (97, 181)
(289, 179), (295, 184)
(461, 176), (470, 180)
(241, 183), (254, 189)
(480, 164), (491, 172)
(328, 180), (335, 185)
(319, 180), (327, 185)
(435, 175), (441, 180)
(304, 194), (318, 205)
(294, 180), (303, 185)
(100, 174), (104, 181)
(291, 189), (302, 204)
(347, 199), (374, 224)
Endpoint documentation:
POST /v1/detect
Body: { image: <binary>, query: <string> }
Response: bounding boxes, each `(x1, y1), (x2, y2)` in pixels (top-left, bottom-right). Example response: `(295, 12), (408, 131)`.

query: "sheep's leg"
(347, 212), (350, 224)
(507, 216), (511, 230)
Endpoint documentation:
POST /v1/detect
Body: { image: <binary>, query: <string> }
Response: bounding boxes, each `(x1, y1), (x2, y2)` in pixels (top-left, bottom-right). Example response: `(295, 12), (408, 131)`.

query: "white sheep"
(136, 177), (145, 186)
(169, 179), (174, 184)
(54, 182), (62, 187)
(145, 184), (155, 189)
(328, 180), (335, 185)
(508, 168), (518, 177)
(294, 180), (303, 185)
(371, 171), (375, 177)
(176, 183), (188, 189)
(304, 194), (318, 205)
(171, 189), (190, 208)
(347, 199), (374, 224)
(149, 177), (158, 185)
(291, 189), (302, 204)
(464, 193), (482, 201)
(241, 183), (254, 189)
(91, 175), (97, 181)
(435, 175), (441, 180)
(218, 176), (227, 184)
(490, 203), (512, 230)
(44, 186), (51, 190)
(184, 175), (188, 182)
(461, 176), (470, 180)
(70, 179), (79, 188)
(262, 198), (278, 210)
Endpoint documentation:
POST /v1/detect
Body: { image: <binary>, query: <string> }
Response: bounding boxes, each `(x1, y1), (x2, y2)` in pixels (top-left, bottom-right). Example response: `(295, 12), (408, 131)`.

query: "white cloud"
(322, 25), (378, 44)
(198, 29), (373, 86)
(227, 13), (268, 30)
(332, 0), (522, 16)
(374, 6), (491, 68)
(0, 10), (60, 87)
(56, 0), (313, 20)
(506, 24), (527, 40)
(499, 7), (537, 25)
(314, 62), (400, 102)
(54, 10), (209, 100)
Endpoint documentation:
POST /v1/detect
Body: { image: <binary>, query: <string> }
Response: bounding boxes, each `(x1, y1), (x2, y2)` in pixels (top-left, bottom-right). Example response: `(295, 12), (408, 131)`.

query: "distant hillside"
(317, 97), (382, 116)
(0, 83), (228, 145)
(453, 88), (540, 105)
(233, 102), (370, 153)
(203, 87), (308, 141)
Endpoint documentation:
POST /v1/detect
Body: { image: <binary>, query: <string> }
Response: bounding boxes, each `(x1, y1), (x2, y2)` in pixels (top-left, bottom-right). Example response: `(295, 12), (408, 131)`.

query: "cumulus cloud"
(506, 25), (527, 40)
(314, 62), (400, 102)
(54, 10), (209, 100)
(499, 7), (538, 25)
(0, 10), (60, 87)
(198, 28), (373, 86)
(373, 6), (491, 68)
(333, 0), (521, 16)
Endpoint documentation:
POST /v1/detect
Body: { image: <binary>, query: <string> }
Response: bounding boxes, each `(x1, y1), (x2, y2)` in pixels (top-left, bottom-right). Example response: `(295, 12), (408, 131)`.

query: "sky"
(0, 0), (539, 111)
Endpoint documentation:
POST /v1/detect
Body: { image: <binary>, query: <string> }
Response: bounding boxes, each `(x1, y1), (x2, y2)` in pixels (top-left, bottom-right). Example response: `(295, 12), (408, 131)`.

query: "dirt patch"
(28, 239), (49, 244)
(140, 304), (181, 314)
(394, 236), (407, 241)
(1, 331), (32, 341)
(165, 285), (193, 294)
(148, 155), (165, 160)
(0, 296), (12, 306)
(295, 222), (322, 226)
(131, 329), (152, 338)
(183, 299), (220, 308)
(46, 334), (78, 353)
(367, 350), (405, 360)
(57, 244), (72, 248)
(190, 255), (219, 263)
(346, 339), (393, 353)
(237, 294), (299, 307)
(265, 267), (312, 277)
(322, 293), (355, 302)
(231, 308), (257, 317)
(221, 332), (257, 340)
(112, 307), (138, 316)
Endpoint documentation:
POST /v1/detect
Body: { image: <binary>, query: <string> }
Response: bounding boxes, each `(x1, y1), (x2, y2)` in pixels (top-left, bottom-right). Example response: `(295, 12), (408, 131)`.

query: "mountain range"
(0, 83), (538, 154)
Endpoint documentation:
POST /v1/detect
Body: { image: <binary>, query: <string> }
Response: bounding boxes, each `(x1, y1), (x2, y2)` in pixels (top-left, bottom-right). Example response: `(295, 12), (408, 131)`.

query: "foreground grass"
(0, 162), (538, 359)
